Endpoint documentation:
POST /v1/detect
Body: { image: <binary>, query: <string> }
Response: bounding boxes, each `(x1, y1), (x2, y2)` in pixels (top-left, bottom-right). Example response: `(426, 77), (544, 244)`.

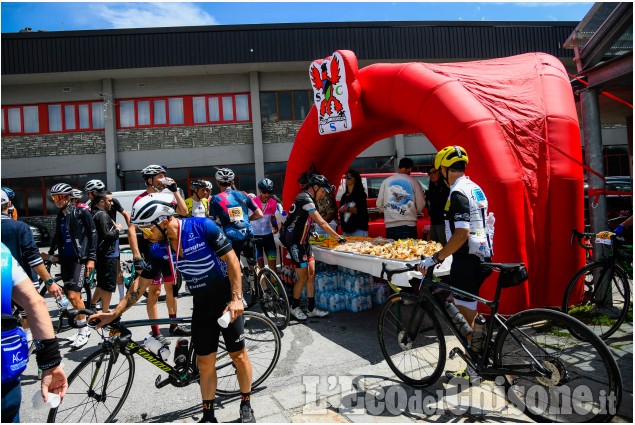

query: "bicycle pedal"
(155, 375), (171, 389)
(449, 347), (464, 360)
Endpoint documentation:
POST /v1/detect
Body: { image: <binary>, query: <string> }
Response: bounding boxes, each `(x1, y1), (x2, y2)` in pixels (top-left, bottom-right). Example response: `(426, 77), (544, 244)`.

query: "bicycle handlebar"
(571, 228), (594, 249)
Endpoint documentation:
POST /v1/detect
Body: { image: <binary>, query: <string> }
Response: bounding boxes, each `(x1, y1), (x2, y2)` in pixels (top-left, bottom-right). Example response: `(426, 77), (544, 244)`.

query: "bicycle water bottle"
(143, 336), (170, 361)
(445, 302), (473, 337)
(486, 212), (495, 256)
(471, 315), (486, 352)
(173, 338), (189, 371)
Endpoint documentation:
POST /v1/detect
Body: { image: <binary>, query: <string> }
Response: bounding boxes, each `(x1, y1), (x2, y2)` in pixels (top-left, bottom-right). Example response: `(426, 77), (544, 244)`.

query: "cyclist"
(43, 183), (97, 349)
(418, 145), (492, 384)
(184, 180), (211, 218)
(89, 192), (121, 313)
(85, 179), (132, 301)
(250, 178), (281, 270)
(210, 168), (263, 262)
(70, 189), (90, 210)
(280, 174), (345, 320)
(90, 193), (256, 423)
(1, 186), (18, 220)
(129, 165), (190, 341)
(1, 243), (68, 423)
(2, 189), (61, 345)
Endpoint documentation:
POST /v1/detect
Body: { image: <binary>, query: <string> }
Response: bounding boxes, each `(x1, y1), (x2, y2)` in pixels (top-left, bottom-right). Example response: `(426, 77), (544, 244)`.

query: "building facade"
(1, 21), (630, 231)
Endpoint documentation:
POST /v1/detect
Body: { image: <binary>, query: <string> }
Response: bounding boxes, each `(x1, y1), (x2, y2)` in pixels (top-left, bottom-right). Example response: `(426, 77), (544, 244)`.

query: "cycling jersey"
(280, 191), (315, 246)
(185, 197), (209, 218)
(250, 195), (278, 236)
(140, 217), (233, 297)
(444, 176), (491, 259)
(210, 189), (258, 241)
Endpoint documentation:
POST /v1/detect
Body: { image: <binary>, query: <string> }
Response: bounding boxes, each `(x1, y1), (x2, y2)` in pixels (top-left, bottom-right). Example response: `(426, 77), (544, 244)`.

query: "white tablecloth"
(312, 245), (452, 287)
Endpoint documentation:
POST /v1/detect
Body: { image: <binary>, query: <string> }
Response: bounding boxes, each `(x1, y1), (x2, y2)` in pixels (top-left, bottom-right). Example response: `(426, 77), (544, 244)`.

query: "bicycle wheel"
(562, 261), (631, 339)
(215, 312), (281, 396)
(48, 347), (135, 423)
(256, 267), (290, 330)
(377, 293), (446, 387)
(493, 308), (622, 423)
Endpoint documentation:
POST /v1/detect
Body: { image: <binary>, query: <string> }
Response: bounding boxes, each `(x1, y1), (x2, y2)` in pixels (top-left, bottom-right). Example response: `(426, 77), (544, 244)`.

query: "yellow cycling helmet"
(434, 145), (469, 169)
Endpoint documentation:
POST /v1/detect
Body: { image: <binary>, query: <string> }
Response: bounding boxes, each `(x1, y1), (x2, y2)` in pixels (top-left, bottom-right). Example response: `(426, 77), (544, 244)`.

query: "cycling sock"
(240, 393), (251, 407)
(292, 298), (300, 309)
(169, 313), (177, 331)
(151, 325), (160, 337)
(308, 297), (315, 311)
(118, 284), (125, 298)
(202, 399), (216, 420)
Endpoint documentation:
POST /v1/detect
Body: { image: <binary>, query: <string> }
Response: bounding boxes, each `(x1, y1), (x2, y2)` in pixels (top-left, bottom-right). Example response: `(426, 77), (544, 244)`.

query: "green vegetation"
(568, 304), (616, 327)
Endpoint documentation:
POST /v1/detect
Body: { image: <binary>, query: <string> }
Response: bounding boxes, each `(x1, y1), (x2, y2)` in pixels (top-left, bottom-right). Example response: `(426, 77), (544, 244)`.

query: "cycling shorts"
(286, 242), (314, 269)
(253, 234), (277, 262)
(138, 234), (174, 285)
(450, 253), (488, 301)
(59, 257), (86, 293)
(191, 283), (245, 355)
(230, 238), (255, 266)
(96, 257), (117, 293)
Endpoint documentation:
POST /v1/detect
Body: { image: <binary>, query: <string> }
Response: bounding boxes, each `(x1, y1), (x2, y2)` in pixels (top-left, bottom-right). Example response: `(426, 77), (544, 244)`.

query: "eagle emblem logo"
(310, 52), (352, 134)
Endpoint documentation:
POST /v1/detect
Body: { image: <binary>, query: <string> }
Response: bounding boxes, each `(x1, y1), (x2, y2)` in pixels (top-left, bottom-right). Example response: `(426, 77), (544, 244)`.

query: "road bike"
(377, 261), (622, 422)
(120, 249), (184, 301)
(47, 308), (281, 423)
(240, 237), (290, 330)
(563, 229), (632, 339)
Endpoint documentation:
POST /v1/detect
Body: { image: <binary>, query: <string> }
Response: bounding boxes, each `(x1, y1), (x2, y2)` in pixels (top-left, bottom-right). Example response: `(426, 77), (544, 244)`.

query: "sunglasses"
(429, 170), (439, 175)
(51, 194), (69, 201)
(345, 175), (354, 179)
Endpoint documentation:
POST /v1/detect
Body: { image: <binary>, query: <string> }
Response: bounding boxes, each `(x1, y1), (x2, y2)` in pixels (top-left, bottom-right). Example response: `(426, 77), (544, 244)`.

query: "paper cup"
(217, 311), (231, 328)
(32, 391), (61, 409)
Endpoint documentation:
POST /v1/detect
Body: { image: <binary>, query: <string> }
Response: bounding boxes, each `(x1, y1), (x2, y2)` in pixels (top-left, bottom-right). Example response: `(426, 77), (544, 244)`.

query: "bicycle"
(48, 308), (281, 423)
(377, 261), (623, 422)
(119, 249), (184, 301)
(240, 236), (290, 330)
(563, 229), (632, 339)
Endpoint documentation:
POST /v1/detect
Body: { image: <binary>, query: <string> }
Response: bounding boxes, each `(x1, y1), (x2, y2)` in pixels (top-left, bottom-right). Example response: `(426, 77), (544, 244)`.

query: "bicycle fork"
(88, 351), (114, 402)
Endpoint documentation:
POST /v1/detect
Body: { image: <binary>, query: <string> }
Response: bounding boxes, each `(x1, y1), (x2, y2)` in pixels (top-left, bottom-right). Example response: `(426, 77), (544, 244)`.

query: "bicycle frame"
(382, 264), (552, 379)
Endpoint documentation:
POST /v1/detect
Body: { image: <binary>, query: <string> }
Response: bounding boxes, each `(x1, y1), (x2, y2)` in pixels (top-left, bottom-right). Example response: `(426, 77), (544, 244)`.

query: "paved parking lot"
(19, 273), (633, 423)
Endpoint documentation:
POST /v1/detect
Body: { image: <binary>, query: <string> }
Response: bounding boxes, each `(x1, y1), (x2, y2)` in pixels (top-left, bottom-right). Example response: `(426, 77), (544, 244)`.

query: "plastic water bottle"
(143, 336), (170, 361)
(445, 302), (473, 337)
(471, 315), (486, 353)
(486, 212), (495, 256)
(56, 295), (70, 310)
(343, 201), (355, 223)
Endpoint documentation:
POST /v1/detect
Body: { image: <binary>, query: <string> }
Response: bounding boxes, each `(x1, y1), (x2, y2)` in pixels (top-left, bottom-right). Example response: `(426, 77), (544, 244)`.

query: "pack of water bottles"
(313, 265), (391, 313)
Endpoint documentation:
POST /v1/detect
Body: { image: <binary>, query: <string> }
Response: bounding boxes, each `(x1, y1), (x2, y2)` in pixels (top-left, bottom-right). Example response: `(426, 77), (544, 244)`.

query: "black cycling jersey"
(280, 191), (316, 246)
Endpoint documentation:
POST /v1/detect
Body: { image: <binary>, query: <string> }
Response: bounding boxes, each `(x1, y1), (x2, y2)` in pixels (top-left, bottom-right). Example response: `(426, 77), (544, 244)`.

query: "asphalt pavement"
(19, 272), (633, 423)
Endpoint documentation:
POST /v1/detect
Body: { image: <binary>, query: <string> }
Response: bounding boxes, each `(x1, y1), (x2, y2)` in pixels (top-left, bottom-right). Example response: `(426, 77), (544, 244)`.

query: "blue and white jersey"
(141, 218), (233, 296)
(1, 243), (29, 315)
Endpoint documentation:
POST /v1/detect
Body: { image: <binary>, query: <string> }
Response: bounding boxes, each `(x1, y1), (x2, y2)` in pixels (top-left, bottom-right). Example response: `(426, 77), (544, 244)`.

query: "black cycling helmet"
(257, 178), (274, 193)
(50, 183), (74, 196)
(1, 186), (15, 199)
(215, 168), (235, 185)
(190, 180), (208, 190)
(307, 174), (331, 193)
(141, 164), (166, 182)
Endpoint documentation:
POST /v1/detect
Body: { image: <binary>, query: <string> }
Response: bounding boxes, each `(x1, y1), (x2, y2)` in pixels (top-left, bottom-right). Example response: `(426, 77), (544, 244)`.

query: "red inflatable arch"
(283, 50), (585, 314)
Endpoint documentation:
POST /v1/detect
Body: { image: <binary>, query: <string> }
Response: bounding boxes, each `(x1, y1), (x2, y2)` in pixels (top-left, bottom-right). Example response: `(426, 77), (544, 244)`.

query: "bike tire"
(48, 347), (135, 423)
(256, 267), (290, 331)
(493, 308), (622, 423)
(215, 311), (281, 397)
(562, 261), (631, 339)
(377, 293), (446, 387)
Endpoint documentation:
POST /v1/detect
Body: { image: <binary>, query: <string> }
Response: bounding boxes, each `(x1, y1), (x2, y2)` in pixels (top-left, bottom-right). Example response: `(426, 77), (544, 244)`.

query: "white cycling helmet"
(215, 168), (235, 185)
(50, 183), (73, 196)
(71, 189), (83, 199)
(141, 164), (166, 180)
(131, 192), (175, 225)
(205, 180), (213, 190)
(84, 179), (105, 193)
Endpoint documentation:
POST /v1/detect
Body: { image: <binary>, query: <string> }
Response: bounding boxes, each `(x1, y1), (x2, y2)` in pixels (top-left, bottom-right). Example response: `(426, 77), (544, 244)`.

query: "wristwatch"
(44, 277), (55, 287)
(432, 252), (441, 264)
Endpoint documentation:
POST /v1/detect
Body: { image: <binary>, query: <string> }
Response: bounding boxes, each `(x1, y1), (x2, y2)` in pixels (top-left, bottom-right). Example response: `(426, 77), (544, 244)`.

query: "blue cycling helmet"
(1, 187), (15, 199)
(257, 178), (274, 193)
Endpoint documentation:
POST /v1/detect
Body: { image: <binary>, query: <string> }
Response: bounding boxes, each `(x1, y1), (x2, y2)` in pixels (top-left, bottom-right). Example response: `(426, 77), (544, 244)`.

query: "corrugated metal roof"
(2, 21), (577, 75)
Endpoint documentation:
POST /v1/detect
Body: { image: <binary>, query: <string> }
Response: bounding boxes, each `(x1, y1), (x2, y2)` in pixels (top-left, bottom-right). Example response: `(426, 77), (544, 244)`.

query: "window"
(186, 93), (250, 126)
(154, 100), (166, 124)
(138, 101), (150, 126)
(222, 96), (234, 121)
(169, 98), (184, 124)
(119, 101), (135, 127)
(2, 101), (105, 135)
(193, 97), (206, 123)
(259, 90), (313, 122)
(208, 97), (220, 122)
